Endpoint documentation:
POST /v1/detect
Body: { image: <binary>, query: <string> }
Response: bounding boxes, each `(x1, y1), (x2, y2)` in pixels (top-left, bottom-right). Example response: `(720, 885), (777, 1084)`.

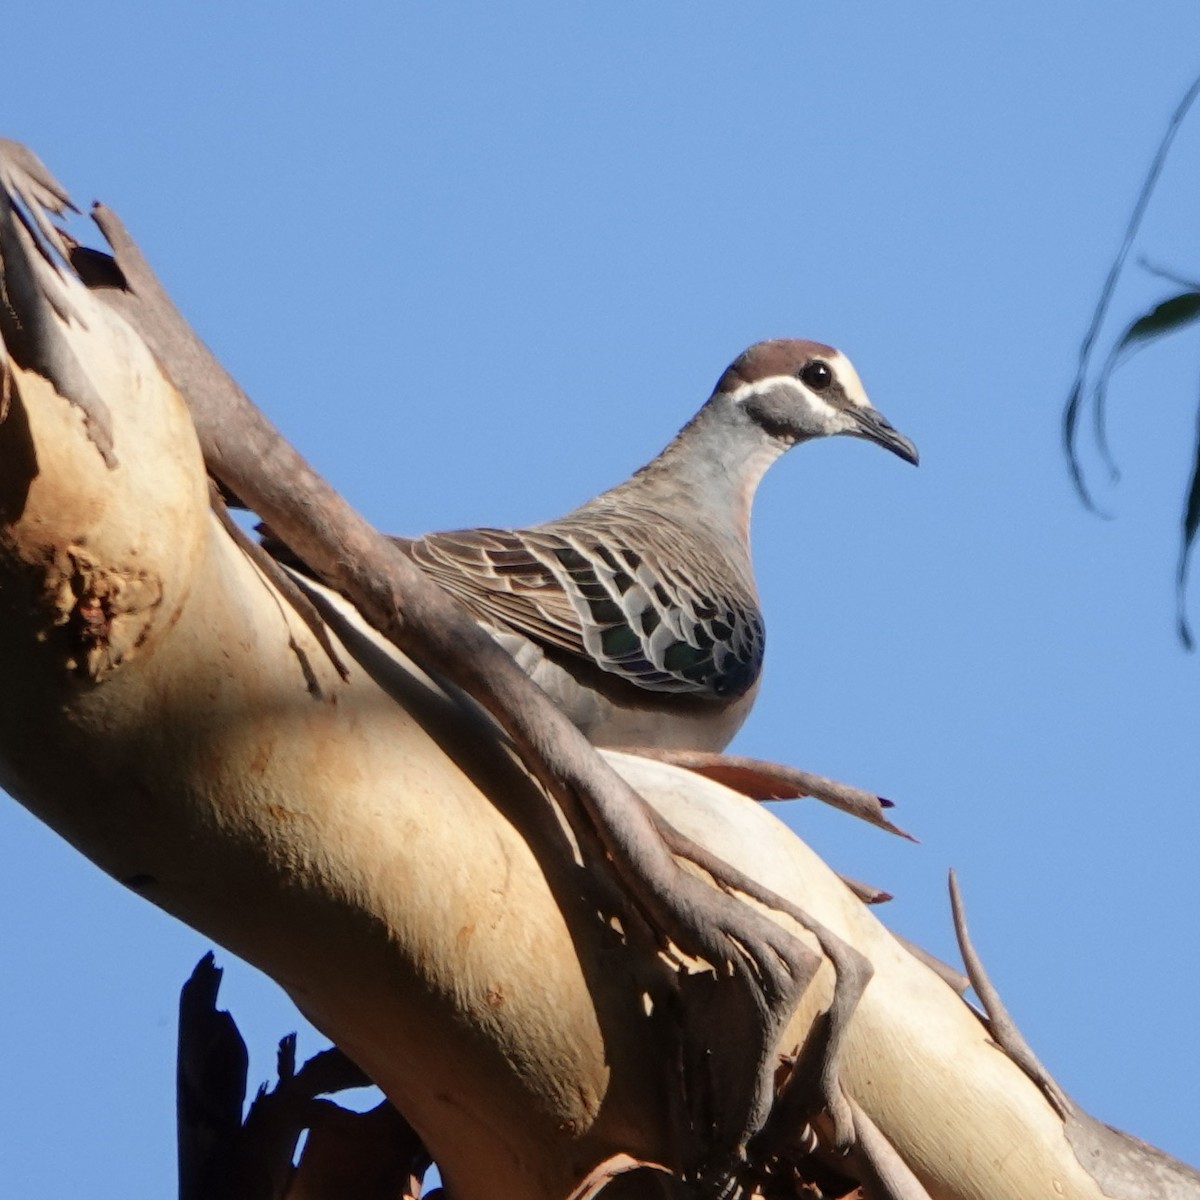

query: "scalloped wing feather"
(403, 525), (764, 699)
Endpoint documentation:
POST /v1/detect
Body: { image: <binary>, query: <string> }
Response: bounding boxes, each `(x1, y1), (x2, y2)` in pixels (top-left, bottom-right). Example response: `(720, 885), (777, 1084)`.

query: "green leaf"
(1064, 70), (1200, 508)
(1112, 291), (1200, 353)
(1062, 378), (1094, 505)
(1176, 396), (1200, 651)
(1091, 291), (1200, 488)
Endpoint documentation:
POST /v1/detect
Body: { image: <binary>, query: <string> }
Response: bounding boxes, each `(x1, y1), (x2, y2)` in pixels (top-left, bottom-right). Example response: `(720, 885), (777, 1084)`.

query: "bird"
(324, 338), (918, 754)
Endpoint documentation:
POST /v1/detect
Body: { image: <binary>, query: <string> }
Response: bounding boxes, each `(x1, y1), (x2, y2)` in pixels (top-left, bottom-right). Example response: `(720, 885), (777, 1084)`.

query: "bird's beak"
(848, 407), (919, 465)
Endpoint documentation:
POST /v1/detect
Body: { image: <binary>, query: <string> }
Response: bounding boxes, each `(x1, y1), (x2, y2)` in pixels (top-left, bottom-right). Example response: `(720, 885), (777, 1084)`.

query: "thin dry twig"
(627, 749), (914, 842)
(947, 870), (1071, 1118)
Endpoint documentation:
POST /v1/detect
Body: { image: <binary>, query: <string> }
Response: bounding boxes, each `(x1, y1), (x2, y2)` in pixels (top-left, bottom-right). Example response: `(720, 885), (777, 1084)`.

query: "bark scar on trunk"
(40, 546), (163, 679)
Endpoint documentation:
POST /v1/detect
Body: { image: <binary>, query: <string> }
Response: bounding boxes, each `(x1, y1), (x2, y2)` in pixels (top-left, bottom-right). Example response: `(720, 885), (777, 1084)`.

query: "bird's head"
(713, 339), (918, 465)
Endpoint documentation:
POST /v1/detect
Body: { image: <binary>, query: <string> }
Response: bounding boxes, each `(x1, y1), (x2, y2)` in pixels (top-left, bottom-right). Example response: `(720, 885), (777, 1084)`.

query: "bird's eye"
(799, 360), (833, 391)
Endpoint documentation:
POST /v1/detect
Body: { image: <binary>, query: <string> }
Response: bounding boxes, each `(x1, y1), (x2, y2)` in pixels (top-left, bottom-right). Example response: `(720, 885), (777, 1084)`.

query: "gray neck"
(595, 395), (791, 549)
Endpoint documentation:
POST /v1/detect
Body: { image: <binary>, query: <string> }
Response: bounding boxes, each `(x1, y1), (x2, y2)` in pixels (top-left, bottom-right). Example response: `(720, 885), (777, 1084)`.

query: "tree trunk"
(0, 137), (1195, 1200)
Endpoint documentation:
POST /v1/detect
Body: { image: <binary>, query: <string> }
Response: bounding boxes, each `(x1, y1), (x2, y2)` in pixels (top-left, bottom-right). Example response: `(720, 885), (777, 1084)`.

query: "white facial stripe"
(725, 375), (808, 407)
(726, 351), (873, 413)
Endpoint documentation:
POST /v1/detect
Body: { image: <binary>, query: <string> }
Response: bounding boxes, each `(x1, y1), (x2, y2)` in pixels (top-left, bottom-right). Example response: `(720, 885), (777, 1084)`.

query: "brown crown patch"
(713, 338), (838, 394)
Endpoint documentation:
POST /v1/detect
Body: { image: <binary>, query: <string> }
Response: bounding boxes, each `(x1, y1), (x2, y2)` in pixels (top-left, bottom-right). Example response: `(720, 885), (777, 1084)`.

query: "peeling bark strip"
(0, 140), (117, 467)
(208, 484), (349, 690)
(0, 134), (1197, 1200)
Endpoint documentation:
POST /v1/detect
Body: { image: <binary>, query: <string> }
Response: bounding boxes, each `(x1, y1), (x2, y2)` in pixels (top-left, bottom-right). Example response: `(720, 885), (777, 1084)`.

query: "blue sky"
(3, 5), (1200, 1195)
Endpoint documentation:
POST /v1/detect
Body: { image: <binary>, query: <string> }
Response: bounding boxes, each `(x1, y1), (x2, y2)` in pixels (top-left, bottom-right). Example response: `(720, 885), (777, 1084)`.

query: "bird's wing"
(403, 526), (763, 698)
(396, 529), (583, 654)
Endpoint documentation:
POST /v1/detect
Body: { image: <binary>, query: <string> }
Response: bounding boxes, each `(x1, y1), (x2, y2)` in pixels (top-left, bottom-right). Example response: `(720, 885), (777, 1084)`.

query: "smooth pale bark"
(1, 136), (1195, 1200)
(4, 282), (1189, 1199)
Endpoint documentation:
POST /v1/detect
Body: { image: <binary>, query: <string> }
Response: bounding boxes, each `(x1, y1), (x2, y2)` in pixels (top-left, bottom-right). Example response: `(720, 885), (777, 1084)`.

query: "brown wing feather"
(397, 520), (763, 700)
(399, 528), (590, 658)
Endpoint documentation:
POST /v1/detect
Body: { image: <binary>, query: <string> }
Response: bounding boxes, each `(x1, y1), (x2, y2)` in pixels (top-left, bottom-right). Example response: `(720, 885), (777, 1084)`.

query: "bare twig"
(843, 1097), (933, 1200)
(947, 870), (1072, 1118)
(838, 875), (893, 906)
(626, 748), (914, 840)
